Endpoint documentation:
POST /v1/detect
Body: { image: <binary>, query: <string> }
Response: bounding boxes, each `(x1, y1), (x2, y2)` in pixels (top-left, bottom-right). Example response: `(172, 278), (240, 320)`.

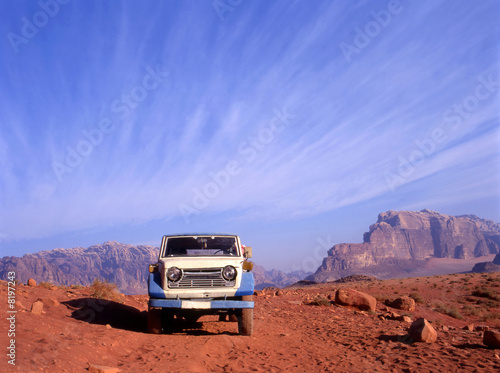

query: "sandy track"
(1, 273), (499, 372)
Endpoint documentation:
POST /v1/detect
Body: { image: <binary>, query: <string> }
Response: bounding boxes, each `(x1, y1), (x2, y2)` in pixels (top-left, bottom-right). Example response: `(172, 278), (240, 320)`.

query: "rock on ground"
(409, 318), (437, 343)
(31, 300), (44, 315)
(334, 288), (376, 312)
(389, 296), (416, 311)
(483, 330), (500, 349)
(88, 364), (121, 373)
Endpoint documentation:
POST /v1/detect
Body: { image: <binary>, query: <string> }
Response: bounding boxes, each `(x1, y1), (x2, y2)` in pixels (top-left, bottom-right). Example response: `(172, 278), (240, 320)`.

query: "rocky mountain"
(309, 210), (500, 282)
(252, 264), (311, 290)
(0, 241), (306, 293)
(471, 253), (500, 273)
(0, 241), (157, 294)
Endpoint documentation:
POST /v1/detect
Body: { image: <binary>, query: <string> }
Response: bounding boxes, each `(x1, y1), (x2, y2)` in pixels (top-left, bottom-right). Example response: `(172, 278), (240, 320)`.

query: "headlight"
(222, 265), (237, 281)
(167, 267), (182, 282)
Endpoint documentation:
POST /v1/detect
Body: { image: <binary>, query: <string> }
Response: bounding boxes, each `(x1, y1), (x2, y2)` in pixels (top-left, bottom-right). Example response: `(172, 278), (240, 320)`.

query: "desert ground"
(2, 272), (500, 372)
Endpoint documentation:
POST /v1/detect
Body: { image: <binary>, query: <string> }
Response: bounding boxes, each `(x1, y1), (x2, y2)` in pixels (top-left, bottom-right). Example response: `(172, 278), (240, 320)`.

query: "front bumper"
(149, 298), (254, 309)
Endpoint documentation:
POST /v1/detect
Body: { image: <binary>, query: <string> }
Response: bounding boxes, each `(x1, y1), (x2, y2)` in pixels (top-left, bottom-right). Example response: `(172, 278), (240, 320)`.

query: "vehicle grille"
(168, 268), (235, 288)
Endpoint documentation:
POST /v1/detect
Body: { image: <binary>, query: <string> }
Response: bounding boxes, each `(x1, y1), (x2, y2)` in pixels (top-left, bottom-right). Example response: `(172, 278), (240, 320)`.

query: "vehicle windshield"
(163, 236), (239, 257)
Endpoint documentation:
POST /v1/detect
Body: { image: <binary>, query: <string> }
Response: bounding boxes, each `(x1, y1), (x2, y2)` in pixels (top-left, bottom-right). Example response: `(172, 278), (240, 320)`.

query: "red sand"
(1, 272), (499, 372)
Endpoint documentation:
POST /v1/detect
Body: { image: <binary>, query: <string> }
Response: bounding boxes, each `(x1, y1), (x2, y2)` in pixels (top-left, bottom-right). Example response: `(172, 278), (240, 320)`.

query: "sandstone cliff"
(309, 210), (500, 282)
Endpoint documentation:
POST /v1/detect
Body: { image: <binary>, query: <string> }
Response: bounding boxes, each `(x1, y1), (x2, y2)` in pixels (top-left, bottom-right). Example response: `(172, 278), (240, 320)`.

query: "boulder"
(31, 301), (44, 315)
(400, 315), (412, 323)
(483, 330), (500, 349)
(408, 318), (437, 343)
(88, 364), (121, 373)
(389, 312), (401, 319)
(27, 278), (37, 287)
(389, 296), (416, 311)
(463, 323), (474, 331)
(39, 298), (60, 307)
(334, 288), (376, 312)
(15, 301), (26, 310)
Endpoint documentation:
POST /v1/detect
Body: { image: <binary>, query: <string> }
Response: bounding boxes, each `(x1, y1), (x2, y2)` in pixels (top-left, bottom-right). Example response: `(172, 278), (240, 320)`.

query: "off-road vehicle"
(147, 233), (254, 335)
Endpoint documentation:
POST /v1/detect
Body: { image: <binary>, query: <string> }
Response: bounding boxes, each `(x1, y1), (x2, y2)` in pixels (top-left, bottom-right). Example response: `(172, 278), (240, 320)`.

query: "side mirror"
(243, 246), (252, 259)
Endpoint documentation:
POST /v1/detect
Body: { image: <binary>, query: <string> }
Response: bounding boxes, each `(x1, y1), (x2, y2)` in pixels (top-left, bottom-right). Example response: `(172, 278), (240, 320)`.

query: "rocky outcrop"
(309, 210), (500, 282)
(471, 262), (500, 273)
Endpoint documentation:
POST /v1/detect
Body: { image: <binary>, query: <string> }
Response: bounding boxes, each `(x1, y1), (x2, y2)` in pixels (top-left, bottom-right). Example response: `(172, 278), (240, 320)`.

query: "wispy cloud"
(0, 1), (498, 261)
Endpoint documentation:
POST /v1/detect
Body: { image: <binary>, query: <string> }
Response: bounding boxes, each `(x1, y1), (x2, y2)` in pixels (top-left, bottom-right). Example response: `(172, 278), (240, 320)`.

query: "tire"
(229, 314), (238, 322)
(162, 309), (175, 333)
(238, 295), (253, 336)
(147, 306), (162, 334)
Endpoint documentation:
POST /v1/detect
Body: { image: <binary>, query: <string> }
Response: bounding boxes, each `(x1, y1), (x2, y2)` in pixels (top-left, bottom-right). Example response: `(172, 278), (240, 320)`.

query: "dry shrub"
(90, 279), (124, 303)
(374, 294), (389, 303)
(409, 292), (424, 304)
(481, 311), (500, 321)
(485, 276), (500, 285)
(476, 298), (497, 309)
(310, 295), (331, 307)
(463, 304), (480, 316)
(39, 282), (53, 289)
(472, 288), (500, 302)
(434, 302), (464, 320)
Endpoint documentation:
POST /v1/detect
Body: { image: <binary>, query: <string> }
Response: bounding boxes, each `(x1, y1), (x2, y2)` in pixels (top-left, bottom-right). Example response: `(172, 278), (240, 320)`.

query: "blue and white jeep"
(147, 234), (254, 335)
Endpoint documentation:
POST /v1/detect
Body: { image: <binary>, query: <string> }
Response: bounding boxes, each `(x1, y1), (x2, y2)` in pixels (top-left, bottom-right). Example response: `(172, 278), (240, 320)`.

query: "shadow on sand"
(377, 334), (413, 345)
(62, 298), (239, 336)
(63, 297), (147, 332)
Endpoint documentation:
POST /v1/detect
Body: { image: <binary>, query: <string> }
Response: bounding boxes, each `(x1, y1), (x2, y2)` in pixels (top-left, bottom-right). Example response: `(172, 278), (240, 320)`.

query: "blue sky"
(1, 0), (499, 271)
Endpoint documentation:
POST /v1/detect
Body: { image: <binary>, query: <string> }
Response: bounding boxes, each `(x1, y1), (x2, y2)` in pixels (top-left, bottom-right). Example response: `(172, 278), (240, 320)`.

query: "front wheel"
(238, 295), (253, 336)
(147, 306), (162, 334)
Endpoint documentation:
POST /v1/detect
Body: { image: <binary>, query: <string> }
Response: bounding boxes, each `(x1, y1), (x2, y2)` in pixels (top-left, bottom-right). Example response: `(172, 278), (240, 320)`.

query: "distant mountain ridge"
(252, 264), (311, 290)
(0, 241), (304, 293)
(308, 210), (500, 282)
(0, 242), (157, 294)
(3, 210), (498, 291)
